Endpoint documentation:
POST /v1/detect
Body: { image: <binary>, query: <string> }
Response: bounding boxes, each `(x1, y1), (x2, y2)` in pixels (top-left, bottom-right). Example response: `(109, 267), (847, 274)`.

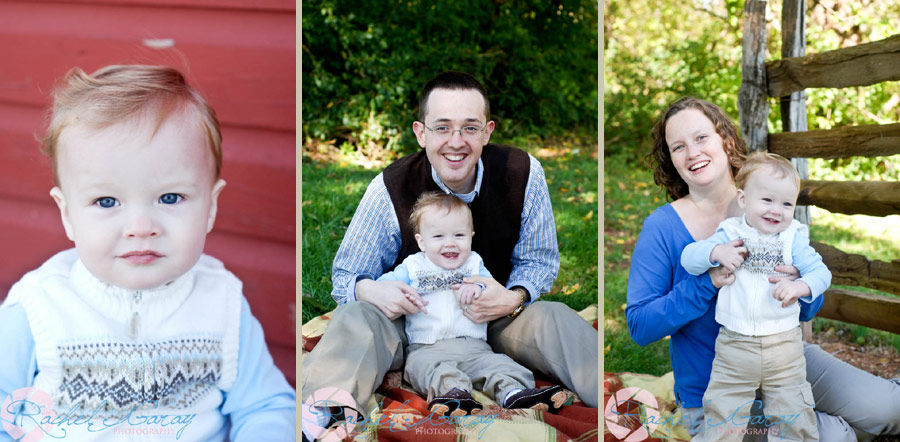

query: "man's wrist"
(508, 286), (528, 318)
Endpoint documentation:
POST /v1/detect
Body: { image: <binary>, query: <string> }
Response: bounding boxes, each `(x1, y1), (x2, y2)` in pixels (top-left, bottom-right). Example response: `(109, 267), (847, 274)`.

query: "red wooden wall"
(0, 0), (296, 385)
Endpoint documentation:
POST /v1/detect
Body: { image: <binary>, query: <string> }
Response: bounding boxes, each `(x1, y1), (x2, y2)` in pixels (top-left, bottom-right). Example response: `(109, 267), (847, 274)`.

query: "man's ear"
(736, 188), (746, 209)
(414, 233), (426, 252)
(481, 120), (495, 145)
(49, 187), (75, 241)
(412, 121), (426, 148)
(206, 179), (227, 233)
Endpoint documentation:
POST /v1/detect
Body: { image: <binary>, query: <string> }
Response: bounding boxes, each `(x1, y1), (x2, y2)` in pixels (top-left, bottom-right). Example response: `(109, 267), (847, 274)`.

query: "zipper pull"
(129, 290), (142, 338)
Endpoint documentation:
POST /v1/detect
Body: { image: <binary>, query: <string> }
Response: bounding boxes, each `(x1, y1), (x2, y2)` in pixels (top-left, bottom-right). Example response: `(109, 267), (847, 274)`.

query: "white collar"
(430, 157), (484, 203)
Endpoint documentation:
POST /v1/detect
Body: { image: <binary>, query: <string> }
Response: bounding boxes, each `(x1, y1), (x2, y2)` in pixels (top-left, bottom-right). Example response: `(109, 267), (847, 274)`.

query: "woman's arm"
(626, 213), (719, 346)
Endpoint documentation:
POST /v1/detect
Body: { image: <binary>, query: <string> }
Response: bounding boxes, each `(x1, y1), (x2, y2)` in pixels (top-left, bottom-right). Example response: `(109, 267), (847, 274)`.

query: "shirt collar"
(430, 157), (483, 203)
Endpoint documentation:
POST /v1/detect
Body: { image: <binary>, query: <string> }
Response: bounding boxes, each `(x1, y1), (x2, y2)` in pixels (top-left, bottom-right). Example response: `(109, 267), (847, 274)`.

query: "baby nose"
(124, 209), (161, 238)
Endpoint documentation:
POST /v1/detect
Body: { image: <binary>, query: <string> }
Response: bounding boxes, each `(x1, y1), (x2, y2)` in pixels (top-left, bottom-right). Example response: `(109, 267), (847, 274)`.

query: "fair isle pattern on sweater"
(57, 337), (222, 418)
(414, 269), (472, 295)
(739, 236), (787, 275)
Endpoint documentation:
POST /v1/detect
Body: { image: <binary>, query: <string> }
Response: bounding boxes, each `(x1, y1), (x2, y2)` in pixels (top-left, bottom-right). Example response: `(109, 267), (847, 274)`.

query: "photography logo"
(1, 388), (56, 442)
(604, 387), (659, 442)
(302, 387), (361, 442)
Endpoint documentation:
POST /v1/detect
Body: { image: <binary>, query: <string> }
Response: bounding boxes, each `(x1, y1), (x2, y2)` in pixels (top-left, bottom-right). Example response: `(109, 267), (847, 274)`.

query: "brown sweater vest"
(382, 144), (530, 285)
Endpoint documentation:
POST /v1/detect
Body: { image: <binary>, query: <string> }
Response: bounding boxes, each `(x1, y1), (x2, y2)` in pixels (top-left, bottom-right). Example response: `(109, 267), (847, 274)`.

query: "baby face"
(51, 110), (225, 290)
(738, 167), (799, 235)
(414, 206), (474, 270)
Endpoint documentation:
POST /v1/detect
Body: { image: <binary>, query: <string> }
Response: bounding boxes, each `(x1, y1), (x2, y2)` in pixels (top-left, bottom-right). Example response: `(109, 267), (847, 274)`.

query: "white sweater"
(4, 249), (242, 441)
(378, 252), (489, 344)
(682, 217), (830, 337)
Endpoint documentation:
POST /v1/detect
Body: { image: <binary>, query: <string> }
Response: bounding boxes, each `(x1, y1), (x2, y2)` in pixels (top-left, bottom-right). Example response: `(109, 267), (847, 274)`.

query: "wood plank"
(780, 0), (810, 227)
(799, 180), (900, 217)
(818, 288), (900, 335)
(738, 0), (769, 152)
(769, 123), (900, 159)
(26, 0), (294, 12)
(767, 34), (900, 97)
(812, 241), (900, 296)
(0, 2), (294, 131)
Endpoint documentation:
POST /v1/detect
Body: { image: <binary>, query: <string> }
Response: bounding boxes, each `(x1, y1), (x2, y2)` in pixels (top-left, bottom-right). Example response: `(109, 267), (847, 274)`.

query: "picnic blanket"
(302, 304), (600, 442)
(603, 371), (690, 442)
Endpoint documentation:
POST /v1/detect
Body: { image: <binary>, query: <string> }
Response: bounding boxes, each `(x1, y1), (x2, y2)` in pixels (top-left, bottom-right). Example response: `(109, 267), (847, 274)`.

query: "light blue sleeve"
(680, 229), (733, 276)
(792, 228), (832, 303)
(477, 260), (493, 278)
(506, 155), (559, 305)
(222, 297), (296, 442)
(375, 263), (411, 284)
(331, 174), (402, 305)
(0, 303), (38, 442)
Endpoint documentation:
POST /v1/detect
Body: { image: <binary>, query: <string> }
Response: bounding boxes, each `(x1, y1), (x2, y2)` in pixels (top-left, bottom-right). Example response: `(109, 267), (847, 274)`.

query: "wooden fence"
(738, 0), (900, 336)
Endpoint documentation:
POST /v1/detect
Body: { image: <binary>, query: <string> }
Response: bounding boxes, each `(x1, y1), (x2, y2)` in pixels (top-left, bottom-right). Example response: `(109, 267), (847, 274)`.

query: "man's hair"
(40, 65), (222, 182)
(648, 96), (746, 201)
(409, 191), (473, 233)
(734, 151), (800, 191)
(418, 71), (490, 122)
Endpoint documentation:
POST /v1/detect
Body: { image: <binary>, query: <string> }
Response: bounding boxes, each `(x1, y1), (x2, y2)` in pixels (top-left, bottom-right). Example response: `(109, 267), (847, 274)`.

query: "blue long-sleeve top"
(625, 204), (823, 408)
(0, 298), (296, 442)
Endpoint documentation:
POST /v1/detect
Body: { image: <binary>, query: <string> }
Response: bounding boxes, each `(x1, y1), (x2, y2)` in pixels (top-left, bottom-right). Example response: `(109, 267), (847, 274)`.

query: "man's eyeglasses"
(420, 122), (486, 140)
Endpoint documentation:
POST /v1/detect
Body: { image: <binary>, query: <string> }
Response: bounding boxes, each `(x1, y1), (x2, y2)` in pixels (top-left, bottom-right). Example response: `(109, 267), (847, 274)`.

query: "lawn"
(301, 137), (598, 324)
(603, 151), (900, 376)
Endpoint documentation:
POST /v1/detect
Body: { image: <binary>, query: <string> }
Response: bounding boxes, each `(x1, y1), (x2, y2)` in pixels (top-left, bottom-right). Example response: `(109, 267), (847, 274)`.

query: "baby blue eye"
(159, 193), (182, 205)
(95, 197), (118, 208)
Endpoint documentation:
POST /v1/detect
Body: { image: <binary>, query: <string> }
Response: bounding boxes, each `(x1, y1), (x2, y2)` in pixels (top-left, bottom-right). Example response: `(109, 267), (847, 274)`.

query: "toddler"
(0, 65), (295, 441)
(681, 152), (831, 441)
(378, 192), (572, 416)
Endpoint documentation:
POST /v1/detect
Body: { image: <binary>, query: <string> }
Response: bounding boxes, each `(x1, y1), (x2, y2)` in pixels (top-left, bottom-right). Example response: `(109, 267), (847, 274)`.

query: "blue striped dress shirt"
(331, 154), (559, 306)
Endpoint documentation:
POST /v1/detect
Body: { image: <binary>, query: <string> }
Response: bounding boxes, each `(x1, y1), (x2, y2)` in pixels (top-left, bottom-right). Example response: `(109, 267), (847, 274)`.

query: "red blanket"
(302, 307), (600, 442)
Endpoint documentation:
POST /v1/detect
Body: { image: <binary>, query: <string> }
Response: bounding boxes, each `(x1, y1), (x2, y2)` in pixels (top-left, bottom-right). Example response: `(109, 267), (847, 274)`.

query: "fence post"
(781, 0), (814, 341)
(738, 0), (769, 153)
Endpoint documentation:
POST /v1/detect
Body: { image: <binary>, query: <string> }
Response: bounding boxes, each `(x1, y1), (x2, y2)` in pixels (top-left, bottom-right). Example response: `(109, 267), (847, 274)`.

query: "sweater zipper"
(129, 290), (142, 338)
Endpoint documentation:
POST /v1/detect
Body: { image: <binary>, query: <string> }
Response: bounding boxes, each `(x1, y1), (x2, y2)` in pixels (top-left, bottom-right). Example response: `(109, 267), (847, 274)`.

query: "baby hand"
(773, 280), (811, 307)
(455, 283), (482, 307)
(710, 241), (747, 272)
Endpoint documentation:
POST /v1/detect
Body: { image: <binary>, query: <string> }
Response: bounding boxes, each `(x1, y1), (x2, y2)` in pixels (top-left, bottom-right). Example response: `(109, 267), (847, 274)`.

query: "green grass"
(603, 152), (672, 375)
(301, 137), (598, 324)
(603, 151), (900, 376)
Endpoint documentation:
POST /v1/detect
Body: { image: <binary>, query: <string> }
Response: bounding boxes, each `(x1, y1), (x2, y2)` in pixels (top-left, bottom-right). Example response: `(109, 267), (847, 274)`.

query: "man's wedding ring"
(464, 305), (469, 312)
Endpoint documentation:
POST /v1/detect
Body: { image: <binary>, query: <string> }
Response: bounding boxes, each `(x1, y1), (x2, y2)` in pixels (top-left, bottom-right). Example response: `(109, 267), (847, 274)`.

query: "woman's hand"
(769, 265), (800, 284)
(709, 265), (736, 288)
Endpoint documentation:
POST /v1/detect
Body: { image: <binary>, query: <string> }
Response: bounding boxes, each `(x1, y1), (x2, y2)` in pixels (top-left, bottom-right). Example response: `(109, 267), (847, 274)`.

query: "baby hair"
(648, 96), (747, 200)
(409, 192), (473, 233)
(734, 151), (800, 191)
(40, 65), (222, 182)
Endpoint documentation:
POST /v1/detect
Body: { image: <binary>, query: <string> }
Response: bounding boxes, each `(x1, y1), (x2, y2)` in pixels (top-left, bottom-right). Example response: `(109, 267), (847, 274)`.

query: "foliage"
(604, 0), (900, 170)
(302, 138), (598, 324)
(302, 0), (598, 158)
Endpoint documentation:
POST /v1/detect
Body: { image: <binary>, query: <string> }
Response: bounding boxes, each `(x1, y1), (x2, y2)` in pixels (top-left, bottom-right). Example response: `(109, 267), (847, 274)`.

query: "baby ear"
(49, 187), (75, 241)
(206, 179), (227, 233)
(414, 233), (426, 252)
(736, 188), (746, 209)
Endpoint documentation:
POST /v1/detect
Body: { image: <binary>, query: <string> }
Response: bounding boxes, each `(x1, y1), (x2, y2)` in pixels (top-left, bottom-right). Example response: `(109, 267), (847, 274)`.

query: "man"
(302, 72), (598, 437)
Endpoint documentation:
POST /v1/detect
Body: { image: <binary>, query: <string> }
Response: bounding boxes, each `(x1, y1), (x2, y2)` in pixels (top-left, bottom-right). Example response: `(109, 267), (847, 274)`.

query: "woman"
(625, 97), (900, 441)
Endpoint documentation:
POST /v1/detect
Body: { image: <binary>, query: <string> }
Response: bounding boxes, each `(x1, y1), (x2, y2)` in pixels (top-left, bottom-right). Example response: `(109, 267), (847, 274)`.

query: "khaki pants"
(301, 300), (599, 412)
(405, 337), (533, 402)
(694, 326), (817, 442)
(684, 342), (900, 442)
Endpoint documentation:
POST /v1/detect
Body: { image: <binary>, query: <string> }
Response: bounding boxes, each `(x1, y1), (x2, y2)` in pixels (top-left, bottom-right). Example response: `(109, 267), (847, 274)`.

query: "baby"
(681, 152), (831, 441)
(377, 192), (572, 416)
(0, 65), (295, 441)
